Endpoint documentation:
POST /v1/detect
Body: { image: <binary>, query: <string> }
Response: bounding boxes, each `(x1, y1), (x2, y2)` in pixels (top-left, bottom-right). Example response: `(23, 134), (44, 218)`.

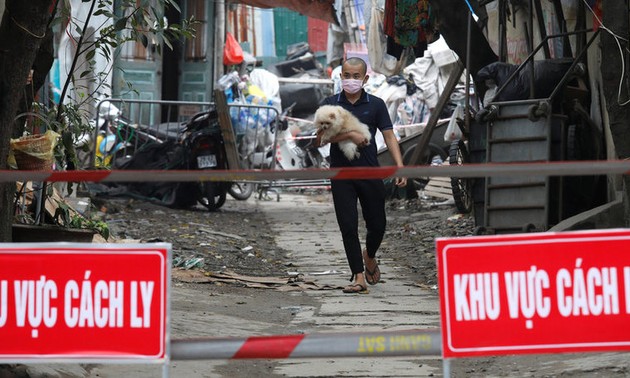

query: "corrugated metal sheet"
(231, 0), (338, 24)
(308, 17), (328, 52)
(259, 8), (276, 56)
(273, 9), (308, 58)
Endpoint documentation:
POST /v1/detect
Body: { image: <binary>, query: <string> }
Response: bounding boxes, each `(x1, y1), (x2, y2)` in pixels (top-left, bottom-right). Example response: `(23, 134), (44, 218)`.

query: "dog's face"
(314, 106), (343, 133)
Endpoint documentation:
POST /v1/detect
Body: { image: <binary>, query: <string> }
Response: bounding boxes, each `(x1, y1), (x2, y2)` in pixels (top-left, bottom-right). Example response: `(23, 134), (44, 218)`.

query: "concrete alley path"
(15, 192), (444, 378)
(257, 192), (443, 377)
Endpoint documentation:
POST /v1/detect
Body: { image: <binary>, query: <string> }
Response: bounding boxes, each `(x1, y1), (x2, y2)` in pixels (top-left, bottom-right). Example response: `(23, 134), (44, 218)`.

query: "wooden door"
(112, 0), (163, 124)
(179, 0), (215, 106)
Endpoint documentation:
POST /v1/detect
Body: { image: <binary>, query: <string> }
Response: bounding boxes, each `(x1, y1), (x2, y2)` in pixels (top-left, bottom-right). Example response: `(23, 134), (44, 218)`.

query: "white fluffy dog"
(314, 105), (371, 160)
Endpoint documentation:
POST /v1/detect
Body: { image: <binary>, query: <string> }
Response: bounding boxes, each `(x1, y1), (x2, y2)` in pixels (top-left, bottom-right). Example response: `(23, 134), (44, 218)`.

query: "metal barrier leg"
(443, 358), (451, 378)
(257, 182), (281, 201)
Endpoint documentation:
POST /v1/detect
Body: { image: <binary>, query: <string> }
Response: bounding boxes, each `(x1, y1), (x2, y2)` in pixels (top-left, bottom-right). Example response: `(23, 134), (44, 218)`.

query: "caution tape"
(392, 118), (450, 129)
(171, 329), (441, 360)
(284, 116), (313, 124)
(282, 134), (317, 141)
(283, 116), (449, 130)
(1, 160), (629, 183)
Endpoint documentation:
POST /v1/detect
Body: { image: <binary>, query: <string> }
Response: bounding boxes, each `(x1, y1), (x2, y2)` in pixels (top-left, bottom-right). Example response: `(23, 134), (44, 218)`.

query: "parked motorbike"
(179, 110), (230, 210)
(101, 106), (231, 211)
(274, 103), (330, 171)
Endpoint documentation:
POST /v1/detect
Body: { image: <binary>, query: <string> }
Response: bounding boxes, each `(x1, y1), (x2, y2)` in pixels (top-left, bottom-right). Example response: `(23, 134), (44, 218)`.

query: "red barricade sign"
(0, 243), (170, 361)
(437, 229), (630, 358)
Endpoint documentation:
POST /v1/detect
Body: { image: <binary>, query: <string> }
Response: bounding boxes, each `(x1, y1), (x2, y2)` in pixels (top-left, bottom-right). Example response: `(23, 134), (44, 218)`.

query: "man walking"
(318, 57), (406, 294)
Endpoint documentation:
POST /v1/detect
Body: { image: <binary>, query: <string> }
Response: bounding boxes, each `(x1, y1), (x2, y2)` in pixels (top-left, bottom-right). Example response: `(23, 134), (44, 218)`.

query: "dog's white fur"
(314, 105), (371, 160)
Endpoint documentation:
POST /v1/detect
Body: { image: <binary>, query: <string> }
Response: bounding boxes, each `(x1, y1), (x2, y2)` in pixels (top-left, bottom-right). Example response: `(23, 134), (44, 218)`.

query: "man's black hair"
(343, 57), (367, 76)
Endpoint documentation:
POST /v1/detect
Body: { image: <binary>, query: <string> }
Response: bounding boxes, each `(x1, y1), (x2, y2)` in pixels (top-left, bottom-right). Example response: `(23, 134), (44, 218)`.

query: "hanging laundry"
(394, 0), (431, 46)
(368, 5), (408, 76)
(394, 0), (420, 47)
(384, 0), (396, 38)
(384, 0), (435, 59)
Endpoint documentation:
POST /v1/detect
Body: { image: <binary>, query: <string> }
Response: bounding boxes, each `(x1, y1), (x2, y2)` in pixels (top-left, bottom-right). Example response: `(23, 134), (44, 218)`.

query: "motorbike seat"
(138, 122), (185, 142)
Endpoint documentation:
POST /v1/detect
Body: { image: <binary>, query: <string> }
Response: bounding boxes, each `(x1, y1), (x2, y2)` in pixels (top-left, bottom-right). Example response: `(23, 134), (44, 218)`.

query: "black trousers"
(331, 179), (387, 276)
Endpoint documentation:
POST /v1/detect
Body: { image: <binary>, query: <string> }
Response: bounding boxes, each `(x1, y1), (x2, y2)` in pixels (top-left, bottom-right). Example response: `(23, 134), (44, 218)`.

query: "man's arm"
(381, 130), (404, 167)
(329, 131), (369, 145)
(315, 130), (368, 148)
(381, 129), (407, 187)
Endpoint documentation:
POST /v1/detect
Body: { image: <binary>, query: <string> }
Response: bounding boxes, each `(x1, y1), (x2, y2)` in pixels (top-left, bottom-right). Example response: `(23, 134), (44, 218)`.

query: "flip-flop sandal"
(363, 251), (381, 285)
(365, 263), (380, 285)
(342, 283), (369, 294)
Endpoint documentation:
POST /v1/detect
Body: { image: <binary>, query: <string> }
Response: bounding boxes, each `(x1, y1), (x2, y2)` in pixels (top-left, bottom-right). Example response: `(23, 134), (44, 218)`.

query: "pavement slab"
(257, 192), (442, 377)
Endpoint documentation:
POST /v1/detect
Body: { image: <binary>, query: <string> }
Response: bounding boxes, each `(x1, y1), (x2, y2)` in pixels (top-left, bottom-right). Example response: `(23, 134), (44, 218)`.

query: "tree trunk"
(601, 0), (630, 226)
(16, 30), (55, 138)
(0, 0), (53, 242)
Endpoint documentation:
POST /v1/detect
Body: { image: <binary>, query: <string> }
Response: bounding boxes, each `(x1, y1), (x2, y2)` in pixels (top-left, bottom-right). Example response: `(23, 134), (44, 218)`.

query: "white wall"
(58, 0), (113, 115)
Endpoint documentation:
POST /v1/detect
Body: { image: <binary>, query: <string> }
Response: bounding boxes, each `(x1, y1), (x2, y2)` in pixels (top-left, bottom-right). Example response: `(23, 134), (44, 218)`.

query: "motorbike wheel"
(173, 183), (199, 209)
(449, 139), (473, 214)
(199, 182), (227, 211)
(228, 182), (255, 200)
(401, 143), (447, 190)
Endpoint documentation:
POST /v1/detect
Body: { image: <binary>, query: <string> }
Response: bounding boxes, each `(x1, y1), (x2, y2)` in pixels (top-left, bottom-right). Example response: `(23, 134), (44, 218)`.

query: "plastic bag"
(367, 7), (407, 76)
(476, 60), (572, 102)
(444, 104), (464, 142)
(223, 32), (244, 66)
(249, 68), (280, 99)
(245, 83), (267, 99)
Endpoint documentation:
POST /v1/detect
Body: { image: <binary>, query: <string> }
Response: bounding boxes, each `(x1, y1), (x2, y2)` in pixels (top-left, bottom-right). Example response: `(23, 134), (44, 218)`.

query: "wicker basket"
(10, 132), (56, 170)
(13, 151), (53, 170)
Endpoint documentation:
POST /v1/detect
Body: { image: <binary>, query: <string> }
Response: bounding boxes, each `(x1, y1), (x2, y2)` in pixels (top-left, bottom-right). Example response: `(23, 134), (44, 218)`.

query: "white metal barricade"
(227, 102), (331, 200)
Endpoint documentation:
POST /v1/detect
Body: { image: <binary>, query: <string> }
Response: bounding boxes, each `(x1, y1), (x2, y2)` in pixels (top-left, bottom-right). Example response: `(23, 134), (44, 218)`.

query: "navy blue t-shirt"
(322, 91), (393, 168)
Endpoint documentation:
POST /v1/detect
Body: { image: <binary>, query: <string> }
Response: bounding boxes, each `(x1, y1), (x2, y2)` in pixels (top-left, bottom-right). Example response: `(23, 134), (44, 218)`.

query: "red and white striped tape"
(171, 329), (441, 360)
(393, 118), (450, 129)
(284, 116), (313, 124)
(282, 134), (317, 141)
(1, 160), (629, 183)
(283, 116), (450, 130)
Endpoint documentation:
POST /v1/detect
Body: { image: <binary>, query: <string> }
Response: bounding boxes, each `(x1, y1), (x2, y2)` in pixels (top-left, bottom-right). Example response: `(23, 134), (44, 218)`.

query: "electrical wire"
(581, 0), (630, 106)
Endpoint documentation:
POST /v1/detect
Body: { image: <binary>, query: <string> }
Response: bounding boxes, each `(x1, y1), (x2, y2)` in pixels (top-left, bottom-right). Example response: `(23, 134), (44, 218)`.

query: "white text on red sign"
(0, 246), (168, 361)
(437, 230), (630, 357)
